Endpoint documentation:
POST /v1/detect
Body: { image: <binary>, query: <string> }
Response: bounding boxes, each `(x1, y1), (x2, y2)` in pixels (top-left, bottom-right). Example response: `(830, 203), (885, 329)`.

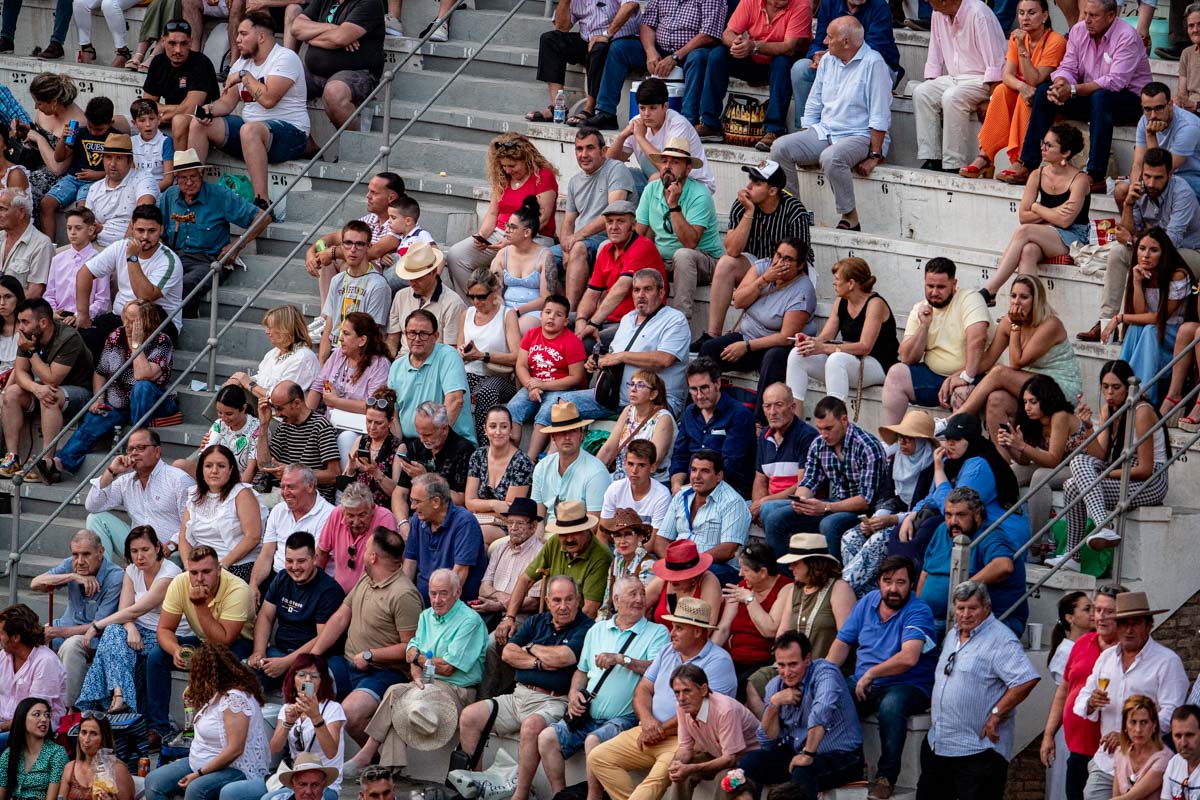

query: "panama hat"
(648, 136), (703, 169)
(173, 148), (205, 173)
(660, 596), (717, 630)
(879, 410), (939, 446)
(391, 683), (461, 750)
(545, 499), (599, 535)
(540, 400), (593, 433)
(394, 241), (445, 281)
(777, 533), (841, 566)
(278, 754), (339, 788)
(1111, 591), (1168, 619)
(99, 133), (133, 155)
(652, 540), (713, 582)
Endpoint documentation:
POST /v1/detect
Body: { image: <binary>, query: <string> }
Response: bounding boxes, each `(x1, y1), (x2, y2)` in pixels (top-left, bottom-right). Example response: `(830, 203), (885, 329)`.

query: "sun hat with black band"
(98, 132), (133, 156)
(172, 148), (205, 173)
(540, 399), (594, 434)
(777, 533), (841, 566)
(648, 136), (703, 169)
(545, 499), (598, 535)
(652, 539), (713, 582)
(660, 596), (717, 630)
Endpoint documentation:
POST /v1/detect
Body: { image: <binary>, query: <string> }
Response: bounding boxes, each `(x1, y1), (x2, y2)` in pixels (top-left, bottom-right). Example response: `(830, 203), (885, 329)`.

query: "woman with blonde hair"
(956, 274), (1081, 442)
(596, 368), (675, 480)
(226, 305), (319, 402)
(458, 268), (521, 442)
(444, 133), (560, 293)
(785, 257), (898, 416)
(1110, 695), (1169, 800)
(15, 74), (85, 212)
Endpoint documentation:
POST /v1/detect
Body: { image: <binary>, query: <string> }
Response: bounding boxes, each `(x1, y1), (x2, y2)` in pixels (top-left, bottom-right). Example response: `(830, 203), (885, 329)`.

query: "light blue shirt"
(1133, 174), (1200, 251)
(1136, 110), (1200, 182)
(608, 304), (691, 414)
(408, 599), (490, 687)
(47, 557), (124, 628)
(657, 481), (751, 566)
(758, 659), (863, 753)
(803, 42), (893, 147)
(530, 450), (611, 522)
(929, 615), (1040, 761)
(387, 342), (475, 444)
(643, 640), (737, 722)
(578, 617), (670, 720)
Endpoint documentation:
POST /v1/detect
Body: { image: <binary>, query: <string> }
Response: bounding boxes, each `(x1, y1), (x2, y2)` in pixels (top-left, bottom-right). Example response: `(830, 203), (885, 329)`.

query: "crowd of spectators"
(4, 0), (1200, 797)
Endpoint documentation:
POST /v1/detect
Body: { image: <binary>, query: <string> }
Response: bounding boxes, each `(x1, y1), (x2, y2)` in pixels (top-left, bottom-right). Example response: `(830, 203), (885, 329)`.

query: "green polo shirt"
(408, 599), (489, 687)
(387, 342), (476, 444)
(634, 176), (723, 260)
(524, 534), (612, 604)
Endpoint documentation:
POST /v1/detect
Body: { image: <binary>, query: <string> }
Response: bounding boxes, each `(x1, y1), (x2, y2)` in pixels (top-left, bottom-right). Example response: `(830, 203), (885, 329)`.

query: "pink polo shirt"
(924, 0), (1007, 83)
(317, 505), (399, 593)
(727, 0), (812, 64)
(0, 645), (67, 729)
(677, 692), (761, 759)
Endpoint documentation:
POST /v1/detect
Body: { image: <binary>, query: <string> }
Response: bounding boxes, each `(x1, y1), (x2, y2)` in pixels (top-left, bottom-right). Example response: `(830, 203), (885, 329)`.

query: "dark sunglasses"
(347, 544), (357, 572)
(467, 291), (491, 300)
(943, 652), (956, 676)
(366, 397), (392, 411)
(164, 19), (191, 33)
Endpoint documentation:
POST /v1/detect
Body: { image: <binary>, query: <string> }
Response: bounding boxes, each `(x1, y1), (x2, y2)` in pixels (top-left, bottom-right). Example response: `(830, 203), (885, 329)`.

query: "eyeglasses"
(164, 19), (191, 32)
(467, 292), (491, 301)
(1142, 103), (1169, 113)
(360, 766), (392, 784)
(343, 240), (369, 249)
(366, 397), (392, 411)
(773, 253), (799, 264)
(943, 651), (956, 676)
(126, 443), (155, 452)
(627, 380), (651, 391)
(1039, 140), (1057, 150)
(405, 330), (434, 339)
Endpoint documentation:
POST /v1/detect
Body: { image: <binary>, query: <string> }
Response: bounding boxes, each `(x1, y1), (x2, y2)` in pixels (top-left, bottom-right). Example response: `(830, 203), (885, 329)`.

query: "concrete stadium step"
(388, 67), (552, 116)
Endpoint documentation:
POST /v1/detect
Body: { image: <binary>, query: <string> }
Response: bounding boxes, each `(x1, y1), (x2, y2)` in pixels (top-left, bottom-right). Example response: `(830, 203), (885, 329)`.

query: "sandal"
(525, 108), (553, 122)
(112, 46), (131, 68)
(959, 156), (994, 179)
(124, 50), (144, 70)
(566, 111), (590, 126)
(78, 43), (96, 63)
(997, 165), (1030, 185)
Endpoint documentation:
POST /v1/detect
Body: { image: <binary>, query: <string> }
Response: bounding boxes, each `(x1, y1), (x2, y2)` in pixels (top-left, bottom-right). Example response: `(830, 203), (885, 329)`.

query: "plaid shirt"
(799, 423), (887, 506)
(641, 0), (726, 53)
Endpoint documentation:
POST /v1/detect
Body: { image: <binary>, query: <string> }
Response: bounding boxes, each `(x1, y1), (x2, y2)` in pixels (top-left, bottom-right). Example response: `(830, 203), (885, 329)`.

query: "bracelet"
(668, 206), (682, 213)
(282, 720), (295, 729)
(313, 720), (326, 729)
(104, 467), (116, 478)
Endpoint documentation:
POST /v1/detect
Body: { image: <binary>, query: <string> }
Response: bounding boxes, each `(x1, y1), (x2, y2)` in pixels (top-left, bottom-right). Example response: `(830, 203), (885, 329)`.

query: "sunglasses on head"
(165, 19), (191, 33)
(360, 766), (392, 784)
(366, 397), (392, 411)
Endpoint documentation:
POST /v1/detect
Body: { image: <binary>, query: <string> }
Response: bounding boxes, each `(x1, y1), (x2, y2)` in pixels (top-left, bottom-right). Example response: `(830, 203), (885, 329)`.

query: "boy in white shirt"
(387, 195), (436, 258)
(130, 99), (176, 193)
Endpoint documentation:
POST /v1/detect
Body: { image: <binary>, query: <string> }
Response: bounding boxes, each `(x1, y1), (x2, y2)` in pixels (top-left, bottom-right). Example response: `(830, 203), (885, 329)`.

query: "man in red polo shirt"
(1040, 585), (1121, 800)
(574, 200), (667, 350)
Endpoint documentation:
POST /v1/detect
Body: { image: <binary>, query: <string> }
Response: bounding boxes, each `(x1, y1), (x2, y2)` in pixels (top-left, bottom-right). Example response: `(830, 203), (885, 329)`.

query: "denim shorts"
(220, 116), (309, 163)
(1057, 222), (1090, 247)
(46, 174), (95, 207)
(551, 712), (638, 758)
(907, 362), (950, 407)
(327, 655), (403, 702)
(549, 232), (608, 268)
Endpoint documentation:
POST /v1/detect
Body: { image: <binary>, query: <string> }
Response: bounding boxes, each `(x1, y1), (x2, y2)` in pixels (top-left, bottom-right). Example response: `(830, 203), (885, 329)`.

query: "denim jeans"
(594, 38), (715, 122)
(761, 501), (862, 557)
(701, 50), (794, 133)
(145, 758), (247, 800)
(1019, 84), (1141, 178)
(146, 636), (252, 734)
(852, 681), (930, 783)
(1, 0), (72, 42)
(508, 387), (618, 427)
(57, 381), (179, 473)
(739, 745), (865, 796)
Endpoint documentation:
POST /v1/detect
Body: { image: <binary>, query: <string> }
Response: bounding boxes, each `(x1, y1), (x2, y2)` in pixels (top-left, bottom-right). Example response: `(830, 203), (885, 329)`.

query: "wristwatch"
(127, 255), (140, 263)
(990, 705), (1002, 716)
(239, 69), (248, 80)
(362, 649), (374, 663)
(867, 151), (885, 161)
(622, 655), (632, 666)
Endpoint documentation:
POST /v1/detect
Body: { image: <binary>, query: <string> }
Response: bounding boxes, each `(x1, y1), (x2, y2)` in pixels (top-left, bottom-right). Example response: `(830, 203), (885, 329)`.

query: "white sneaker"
(307, 316), (325, 339)
(429, 22), (449, 42)
(384, 14), (403, 36)
(933, 417), (948, 437)
(1044, 554), (1081, 572)
(1085, 527), (1122, 548)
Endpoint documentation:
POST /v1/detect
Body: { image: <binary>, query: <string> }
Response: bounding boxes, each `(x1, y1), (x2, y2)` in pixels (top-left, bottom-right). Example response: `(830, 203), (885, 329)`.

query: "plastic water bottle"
(423, 650), (436, 684)
(553, 90), (567, 124)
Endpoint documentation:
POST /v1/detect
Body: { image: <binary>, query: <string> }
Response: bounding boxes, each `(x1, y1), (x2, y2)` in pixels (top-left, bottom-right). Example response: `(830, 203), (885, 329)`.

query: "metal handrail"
(6, 0), (533, 602)
(947, 327), (1200, 625)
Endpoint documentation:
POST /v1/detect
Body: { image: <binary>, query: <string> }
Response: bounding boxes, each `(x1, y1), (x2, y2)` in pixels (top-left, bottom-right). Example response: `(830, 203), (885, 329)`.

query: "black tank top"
(1038, 170), (1091, 227)
(837, 293), (899, 370)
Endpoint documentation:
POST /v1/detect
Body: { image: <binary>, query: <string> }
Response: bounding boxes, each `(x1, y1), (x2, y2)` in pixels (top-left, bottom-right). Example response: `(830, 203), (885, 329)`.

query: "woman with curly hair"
(306, 310), (391, 465)
(444, 133), (559, 293)
(144, 644), (269, 800)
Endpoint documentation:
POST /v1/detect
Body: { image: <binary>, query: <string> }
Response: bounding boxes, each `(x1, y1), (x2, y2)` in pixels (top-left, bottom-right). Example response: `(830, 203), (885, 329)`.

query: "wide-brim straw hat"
(391, 683), (460, 750)
(545, 499), (598, 535)
(99, 132), (133, 155)
(278, 754), (339, 787)
(394, 241), (445, 280)
(540, 400), (593, 433)
(879, 410), (940, 446)
(660, 595), (717, 630)
(777, 533), (841, 566)
(647, 136), (703, 169)
(173, 148), (205, 173)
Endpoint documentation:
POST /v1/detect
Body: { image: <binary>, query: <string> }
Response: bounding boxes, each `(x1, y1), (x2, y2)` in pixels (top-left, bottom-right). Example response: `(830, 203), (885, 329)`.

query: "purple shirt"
(1052, 18), (1152, 94)
(42, 244), (111, 320)
(0, 646), (67, 729)
(924, 0), (1006, 82)
(309, 350), (390, 411)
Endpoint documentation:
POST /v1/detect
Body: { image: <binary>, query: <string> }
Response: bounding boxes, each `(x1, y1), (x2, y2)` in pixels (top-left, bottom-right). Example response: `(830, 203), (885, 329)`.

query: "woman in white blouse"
(77, 526), (187, 713)
(178, 445), (264, 582)
(143, 644), (270, 800)
(225, 305), (319, 402)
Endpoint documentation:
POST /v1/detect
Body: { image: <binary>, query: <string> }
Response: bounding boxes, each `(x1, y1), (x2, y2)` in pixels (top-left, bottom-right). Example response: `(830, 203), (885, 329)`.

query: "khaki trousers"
(363, 681), (476, 767)
(589, 727), (679, 800)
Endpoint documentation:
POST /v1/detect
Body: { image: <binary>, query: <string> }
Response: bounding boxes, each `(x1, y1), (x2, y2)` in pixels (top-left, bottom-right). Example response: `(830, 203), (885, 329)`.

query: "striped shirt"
(756, 417), (818, 495)
(929, 615), (1040, 760)
(758, 658), (863, 753)
(268, 411), (341, 502)
(728, 192), (813, 264)
(657, 481), (751, 565)
(799, 423), (888, 506)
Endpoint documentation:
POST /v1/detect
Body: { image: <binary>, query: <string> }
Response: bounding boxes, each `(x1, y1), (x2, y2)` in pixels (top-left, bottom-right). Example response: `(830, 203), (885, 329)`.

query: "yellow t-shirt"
(162, 570), (255, 641)
(904, 289), (992, 377)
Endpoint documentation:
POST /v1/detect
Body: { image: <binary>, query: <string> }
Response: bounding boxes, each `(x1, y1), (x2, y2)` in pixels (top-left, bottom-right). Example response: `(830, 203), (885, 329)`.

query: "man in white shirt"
(80, 133), (159, 248)
(606, 78), (717, 195)
(84, 427), (194, 561)
(184, 10), (310, 211)
(249, 464), (334, 605)
(76, 205), (184, 357)
(1074, 591), (1189, 800)
(600, 441), (671, 536)
(1164, 705), (1200, 800)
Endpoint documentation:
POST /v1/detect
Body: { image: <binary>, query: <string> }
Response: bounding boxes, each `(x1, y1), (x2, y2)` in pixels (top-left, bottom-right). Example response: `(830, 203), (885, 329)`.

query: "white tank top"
(463, 305), (513, 376)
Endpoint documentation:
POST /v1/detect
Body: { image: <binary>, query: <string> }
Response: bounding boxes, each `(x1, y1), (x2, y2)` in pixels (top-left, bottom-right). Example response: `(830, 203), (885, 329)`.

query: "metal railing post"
(8, 475), (22, 605)
(207, 262), (221, 390)
(380, 70), (393, 171)
(947, 533), (972, 629)
(1112, 376), (1141, 585)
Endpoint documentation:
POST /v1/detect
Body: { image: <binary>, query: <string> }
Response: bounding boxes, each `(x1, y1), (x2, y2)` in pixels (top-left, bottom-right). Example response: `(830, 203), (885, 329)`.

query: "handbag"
(593, 306), (660, 410)
(565, 629), (639, 730)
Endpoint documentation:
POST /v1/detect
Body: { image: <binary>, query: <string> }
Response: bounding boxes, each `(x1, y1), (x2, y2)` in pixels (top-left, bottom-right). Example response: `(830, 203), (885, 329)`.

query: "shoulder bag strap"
(586, 629), (640, 698)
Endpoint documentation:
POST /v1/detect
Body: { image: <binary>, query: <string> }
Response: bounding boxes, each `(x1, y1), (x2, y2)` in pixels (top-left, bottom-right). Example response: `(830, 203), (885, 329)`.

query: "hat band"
(666, 555), (700, 572)
(555, 513), (592, 528)
(549, 413), (585, 427)
(788, 545), (829, 558)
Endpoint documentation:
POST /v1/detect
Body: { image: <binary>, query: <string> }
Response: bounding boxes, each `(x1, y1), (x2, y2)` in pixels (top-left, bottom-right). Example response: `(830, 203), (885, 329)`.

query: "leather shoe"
(1076, 322), (1102, 342)
(581, 110), (618, 130)
(1089, 177), (1108, 194)
(920, 159), (943, 171)
(147, 730), (163, 752)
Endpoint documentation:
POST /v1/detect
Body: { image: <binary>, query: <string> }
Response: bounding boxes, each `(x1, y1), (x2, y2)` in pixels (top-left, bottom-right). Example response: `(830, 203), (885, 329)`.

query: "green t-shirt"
(635, 176), (723, 260)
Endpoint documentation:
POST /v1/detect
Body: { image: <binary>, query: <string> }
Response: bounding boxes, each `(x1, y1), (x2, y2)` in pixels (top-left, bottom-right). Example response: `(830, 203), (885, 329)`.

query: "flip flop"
(525, 108), (552, 122)
(566, 112), (590, 127)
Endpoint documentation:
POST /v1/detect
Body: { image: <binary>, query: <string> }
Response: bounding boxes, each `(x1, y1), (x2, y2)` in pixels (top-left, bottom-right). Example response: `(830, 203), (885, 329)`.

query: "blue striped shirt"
(929, 615), (1040, 760)
(657, 481), (751, 566)
(757, 659), (863, 754)
(799, 423), (888, 506)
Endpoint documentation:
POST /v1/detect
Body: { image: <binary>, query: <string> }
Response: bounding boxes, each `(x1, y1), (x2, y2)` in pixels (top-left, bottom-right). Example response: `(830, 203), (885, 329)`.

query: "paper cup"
(1027, 622), (1044, 650)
